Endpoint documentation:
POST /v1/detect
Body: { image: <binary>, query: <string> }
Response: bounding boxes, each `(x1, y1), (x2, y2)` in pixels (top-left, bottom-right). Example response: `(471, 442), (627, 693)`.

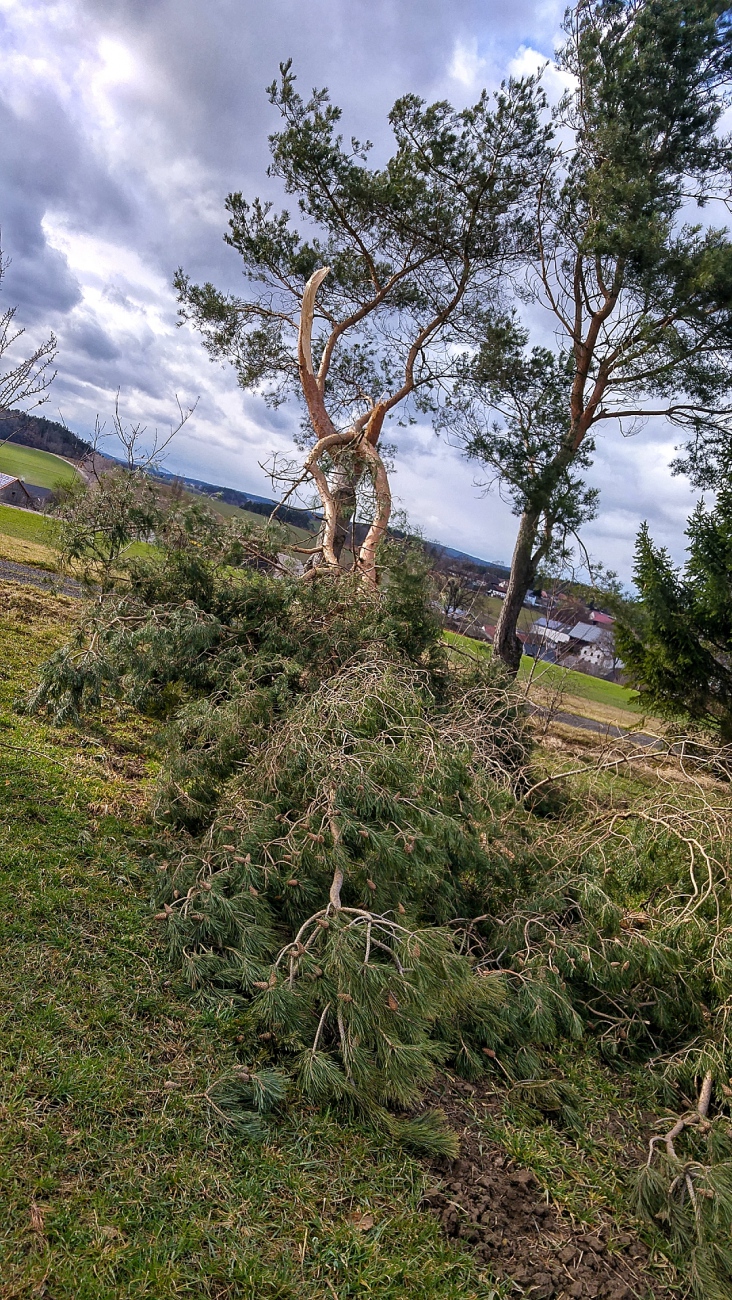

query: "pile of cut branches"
(30, 514), (732, 1290)
(510, 735), (732, 1296)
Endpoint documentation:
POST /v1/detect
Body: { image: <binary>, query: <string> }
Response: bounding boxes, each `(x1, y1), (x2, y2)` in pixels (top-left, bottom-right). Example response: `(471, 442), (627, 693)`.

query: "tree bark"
(492, 507), (541, 676)
(305, 474), (355, 570)
(331, 480), (357, 561)
(356, 429), (391, 586)
(298, 269), (391, 580)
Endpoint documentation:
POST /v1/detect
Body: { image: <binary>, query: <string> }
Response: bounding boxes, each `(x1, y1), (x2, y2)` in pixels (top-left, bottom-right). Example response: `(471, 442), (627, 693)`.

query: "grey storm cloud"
(64, 314), (121, 362)
(0, 0), (708, 579)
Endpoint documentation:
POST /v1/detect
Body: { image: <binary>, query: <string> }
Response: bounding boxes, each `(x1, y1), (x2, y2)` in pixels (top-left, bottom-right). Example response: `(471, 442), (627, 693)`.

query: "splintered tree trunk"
(331, 480), (356, 561)
(306, 472), (356, 570)
(493, 508), (540, 676)
(297, 268), (391, 584)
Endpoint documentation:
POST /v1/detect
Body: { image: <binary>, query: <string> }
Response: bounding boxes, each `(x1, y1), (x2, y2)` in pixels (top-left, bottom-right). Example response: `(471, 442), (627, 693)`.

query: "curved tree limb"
(298, 267), (337, 442)
(646, 1071), (714, 1166)
(356, 429), (392, 587)
(303, 430), (359, 569)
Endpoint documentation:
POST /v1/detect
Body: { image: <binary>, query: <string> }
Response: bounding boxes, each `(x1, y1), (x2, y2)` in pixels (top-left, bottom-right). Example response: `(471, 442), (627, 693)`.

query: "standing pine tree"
(617, 490), (732, 738)
(459, 0), (732, 674)
(444, 326), (599, 619)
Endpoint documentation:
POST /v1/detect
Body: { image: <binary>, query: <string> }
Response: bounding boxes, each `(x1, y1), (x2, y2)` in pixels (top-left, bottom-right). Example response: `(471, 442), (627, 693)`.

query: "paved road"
(0, 557), (82, 598)
(546, 707), (660, 748)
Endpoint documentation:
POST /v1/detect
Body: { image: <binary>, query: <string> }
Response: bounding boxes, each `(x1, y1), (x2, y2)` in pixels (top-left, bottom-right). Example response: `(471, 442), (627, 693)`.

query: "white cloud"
(507, 43), (574, 102)
(448, 37), (487, 89)
(95, 37), (137, 87)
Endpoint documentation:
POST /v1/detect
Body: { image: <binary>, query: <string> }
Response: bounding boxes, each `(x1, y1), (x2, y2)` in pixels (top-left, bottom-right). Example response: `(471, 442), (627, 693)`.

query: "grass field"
(477, 595), (536, 632)
(0, 443), (80, 491)
(444, 630), (659, 732)
(0, 473), (315, 578)
(0, 503), (59, 546)
(518, 657), (641, 711)
(0, 504), (60, 570)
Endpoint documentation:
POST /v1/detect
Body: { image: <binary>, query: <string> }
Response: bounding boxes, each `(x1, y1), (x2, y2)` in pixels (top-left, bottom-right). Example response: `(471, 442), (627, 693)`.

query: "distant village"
(437, 560), (621, 682)
(492, 582), (619, 679)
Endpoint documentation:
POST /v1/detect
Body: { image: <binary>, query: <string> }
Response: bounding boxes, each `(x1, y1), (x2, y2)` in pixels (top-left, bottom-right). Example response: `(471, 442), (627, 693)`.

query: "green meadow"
(0, 442), (81, 491)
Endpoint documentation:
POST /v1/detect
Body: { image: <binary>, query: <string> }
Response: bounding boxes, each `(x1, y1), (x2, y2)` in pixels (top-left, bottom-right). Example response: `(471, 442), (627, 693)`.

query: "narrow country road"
(0, 558), (82, 598)
(537, 706), (662, 748)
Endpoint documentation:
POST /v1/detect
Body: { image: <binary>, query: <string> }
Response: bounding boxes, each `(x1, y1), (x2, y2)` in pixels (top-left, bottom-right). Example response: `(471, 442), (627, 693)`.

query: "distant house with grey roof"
(527, 617), (571, 650)
(527, 616), (619, 676)
(0, 473), (34, 508)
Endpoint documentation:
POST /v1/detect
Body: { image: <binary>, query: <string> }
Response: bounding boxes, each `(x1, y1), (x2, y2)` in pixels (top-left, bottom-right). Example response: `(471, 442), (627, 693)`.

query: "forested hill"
(0, 409), (92, 461)
(151, 467), (319, 532)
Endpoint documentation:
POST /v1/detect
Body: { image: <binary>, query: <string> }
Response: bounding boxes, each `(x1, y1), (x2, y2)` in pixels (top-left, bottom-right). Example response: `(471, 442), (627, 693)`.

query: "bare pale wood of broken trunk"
(297, 267), (392, 586)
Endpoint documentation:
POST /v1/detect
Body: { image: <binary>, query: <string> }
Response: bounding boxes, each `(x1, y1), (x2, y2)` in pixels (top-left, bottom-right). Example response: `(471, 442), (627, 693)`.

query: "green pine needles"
(636, 1073), (732, 1300)
(155, 656), (518, 1129)
(617, 488), (732, 741)
(29, 500), (732, 1290)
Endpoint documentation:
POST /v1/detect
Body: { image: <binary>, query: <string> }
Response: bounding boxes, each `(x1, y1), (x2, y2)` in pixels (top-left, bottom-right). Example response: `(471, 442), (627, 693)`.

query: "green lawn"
(0, 502), (59, 546)
(0, 480), (312, 573)
(518, 657), (642, 711)
(0, 443), (81, 491)
(478, 595), (536, 632)
(0, 583), (495, 1300)
(445, 630), (642, 715)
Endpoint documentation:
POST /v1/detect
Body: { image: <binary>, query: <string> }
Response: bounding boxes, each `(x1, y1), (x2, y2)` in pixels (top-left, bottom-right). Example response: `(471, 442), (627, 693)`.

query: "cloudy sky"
(0, 0), (709, 579)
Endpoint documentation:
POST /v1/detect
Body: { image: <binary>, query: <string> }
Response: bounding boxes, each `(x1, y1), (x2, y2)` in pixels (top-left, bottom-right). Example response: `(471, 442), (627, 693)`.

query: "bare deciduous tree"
(0, 250), (56, 442)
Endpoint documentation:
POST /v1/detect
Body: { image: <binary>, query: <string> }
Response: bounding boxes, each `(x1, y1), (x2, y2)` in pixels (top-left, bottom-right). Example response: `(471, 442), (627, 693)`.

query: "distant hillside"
(3, 410), (512, 575)
(0, 409), (92, 461)
(167, 472), (511, 575)
(424, 542), (511, 580)
(151, 468), (319, 532)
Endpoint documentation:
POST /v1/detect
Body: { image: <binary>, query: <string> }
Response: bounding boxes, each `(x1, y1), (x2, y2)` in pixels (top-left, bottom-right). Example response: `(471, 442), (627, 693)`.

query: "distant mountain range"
(157, 469), (511, 575)
(4, 409), (511, 577)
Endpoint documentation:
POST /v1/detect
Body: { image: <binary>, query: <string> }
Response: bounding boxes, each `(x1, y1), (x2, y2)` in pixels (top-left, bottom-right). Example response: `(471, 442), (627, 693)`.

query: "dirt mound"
(420, 1080), (672, 1299)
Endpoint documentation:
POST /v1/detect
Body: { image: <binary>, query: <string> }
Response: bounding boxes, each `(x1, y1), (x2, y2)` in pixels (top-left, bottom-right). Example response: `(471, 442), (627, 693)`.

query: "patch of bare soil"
(419, 1079), (673, 1300)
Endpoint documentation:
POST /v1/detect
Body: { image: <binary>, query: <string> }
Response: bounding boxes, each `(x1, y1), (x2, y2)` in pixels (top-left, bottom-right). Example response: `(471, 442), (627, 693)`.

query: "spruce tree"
(617, 491), (732, 738)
